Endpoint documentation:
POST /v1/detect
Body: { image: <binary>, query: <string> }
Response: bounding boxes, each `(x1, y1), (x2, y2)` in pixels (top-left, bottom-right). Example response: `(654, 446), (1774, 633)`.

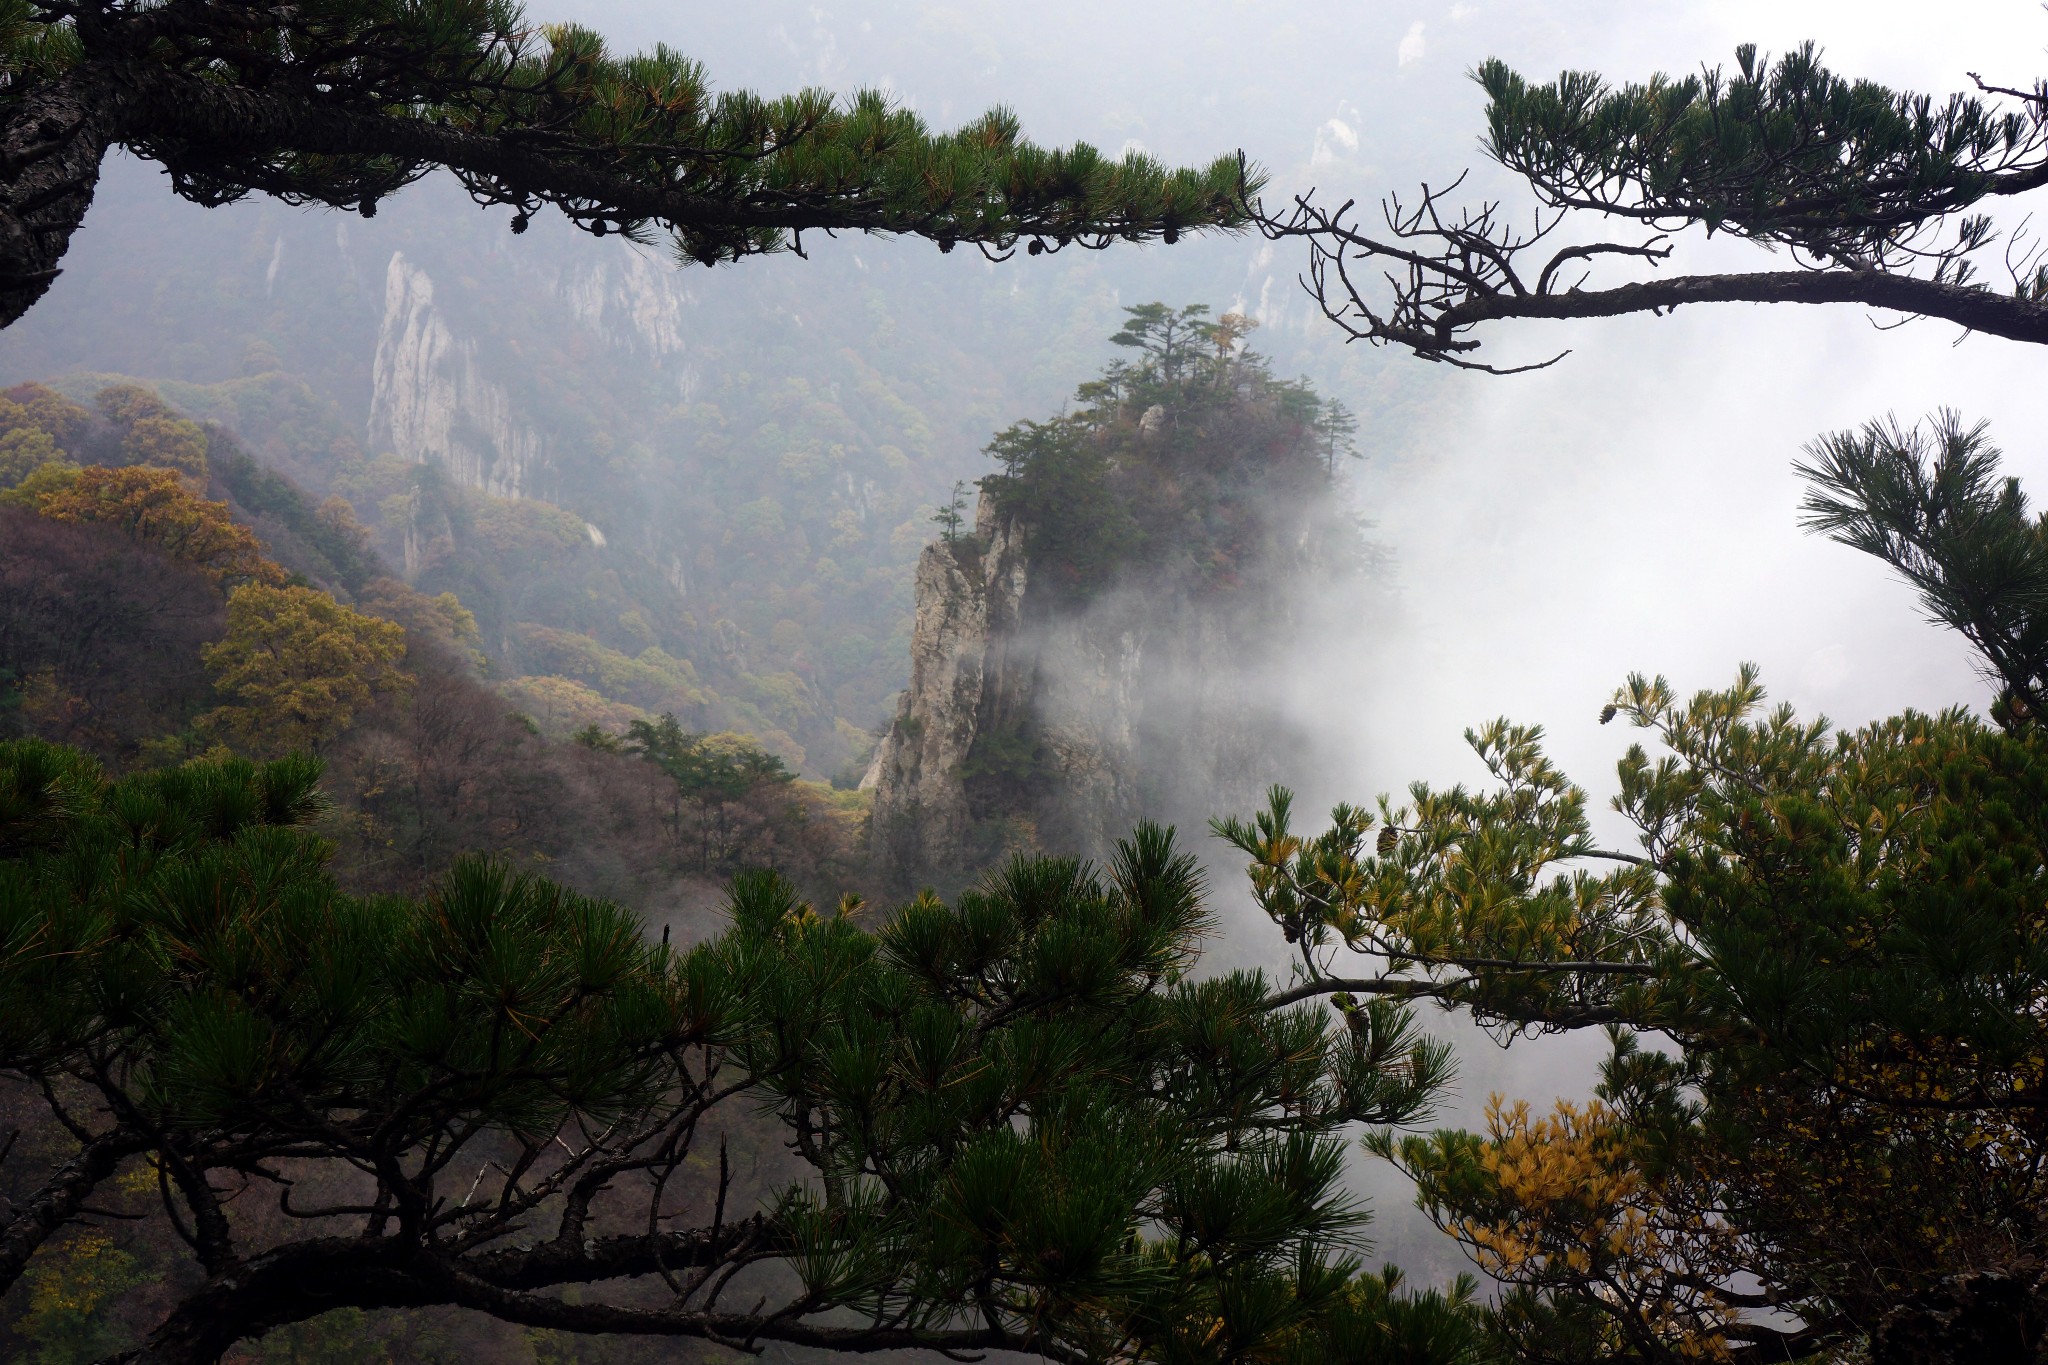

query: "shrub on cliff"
(979, 303), (1360, 602)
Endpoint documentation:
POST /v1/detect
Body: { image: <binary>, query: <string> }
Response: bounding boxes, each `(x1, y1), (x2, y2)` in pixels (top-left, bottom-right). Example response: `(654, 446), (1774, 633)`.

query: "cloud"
(1309, 117), (1359, 168)
(1397, 20), (1426, 67)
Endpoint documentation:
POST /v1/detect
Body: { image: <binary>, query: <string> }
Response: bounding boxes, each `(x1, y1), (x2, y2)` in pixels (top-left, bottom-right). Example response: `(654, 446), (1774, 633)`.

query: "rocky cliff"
(865, 484), (1323, 892)
(863, 303), (1375, 892)
(367, 243), (703, 504)
(370, 251), (550, 500)
(864, 494), (1021, 878)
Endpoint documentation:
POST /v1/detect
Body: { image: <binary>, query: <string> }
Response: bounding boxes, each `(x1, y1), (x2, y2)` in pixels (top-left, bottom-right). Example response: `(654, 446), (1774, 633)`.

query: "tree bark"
(95, 1232), (1058, 1365)
(97, 1239), (444, 1365)
(1434, 267), (2048, 351)
(0, 66), (118, 327)
(0, 1128), (147, 1298)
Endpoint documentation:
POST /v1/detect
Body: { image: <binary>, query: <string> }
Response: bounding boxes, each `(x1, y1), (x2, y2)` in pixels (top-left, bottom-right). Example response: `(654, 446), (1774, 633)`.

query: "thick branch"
(0, 64), (118, 326)
(0, 1128), (149, 1298)
(1432, 266), (2048, 348)
(1269, 183), (2048, 367)
(464, 1217), (766, 1289)
(97, 1233), (1076, 1365)
(119, 68), (845, 234)
(438, 1269), (1080, 1361)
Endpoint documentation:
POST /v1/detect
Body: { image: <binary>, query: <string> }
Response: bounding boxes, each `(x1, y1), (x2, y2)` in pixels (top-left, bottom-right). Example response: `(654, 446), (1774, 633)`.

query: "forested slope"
(0, 166), (1112, 780)
(0, 161), (1427, 786)
(0, 380), (865, 918)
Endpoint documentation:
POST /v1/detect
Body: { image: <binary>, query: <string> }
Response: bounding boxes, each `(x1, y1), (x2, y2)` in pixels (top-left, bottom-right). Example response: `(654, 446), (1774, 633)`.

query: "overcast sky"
(517, 0), (2048, 791)
(461, 0), (2048, 1260)
(554, 0), (2048, 1178)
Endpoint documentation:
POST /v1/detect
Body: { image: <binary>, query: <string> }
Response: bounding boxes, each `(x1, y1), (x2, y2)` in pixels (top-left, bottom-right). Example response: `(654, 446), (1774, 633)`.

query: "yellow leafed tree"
(0, 382), (89, 488)
(11, 465), (281, 587)
(0, 383), (90, 448)
(1381, 1094), (1751, 1362)
(203, 584), (410, 754)
(120, 412), (209, 485)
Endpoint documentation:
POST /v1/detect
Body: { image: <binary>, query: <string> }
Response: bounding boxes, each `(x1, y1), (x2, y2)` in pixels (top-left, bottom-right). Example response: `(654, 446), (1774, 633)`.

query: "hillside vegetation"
(0, 380), (866, 918)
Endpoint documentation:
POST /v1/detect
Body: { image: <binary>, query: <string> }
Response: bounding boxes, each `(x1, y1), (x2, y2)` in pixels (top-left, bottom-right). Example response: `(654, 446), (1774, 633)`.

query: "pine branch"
(1265, 187), (2048, 370)
(0, 11), (1259, 327)
(1267, 45), (2048, 368)
(0, 1128), (149, 1300)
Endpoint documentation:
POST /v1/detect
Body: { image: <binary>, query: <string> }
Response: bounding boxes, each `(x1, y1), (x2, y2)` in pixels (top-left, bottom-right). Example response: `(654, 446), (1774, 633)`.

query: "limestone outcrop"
(369, 251), (548, 499)
(864, 492), (1032, 884)
(865, 487), (1317, 892)
(367, 247), (700, 501)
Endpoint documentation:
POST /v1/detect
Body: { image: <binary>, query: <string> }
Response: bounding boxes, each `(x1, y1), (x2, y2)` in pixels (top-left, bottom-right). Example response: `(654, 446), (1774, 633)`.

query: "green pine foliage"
(0, 0), (1259, 325)
(1798, 409), (2048, 722)
(0, 737), (1480, 1363)
(619, 712), (811, 872)
(1273, 43), (2048, 365)
(720, 834), (1460, 1360)
(1481, 42), (2048, 271)
(979, 303), (1361, 602)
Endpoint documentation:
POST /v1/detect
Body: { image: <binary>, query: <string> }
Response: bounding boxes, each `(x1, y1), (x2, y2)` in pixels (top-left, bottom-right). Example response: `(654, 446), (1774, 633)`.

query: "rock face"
(550, 250), (694, 369)
(864, 492), (1032, 883)
(367, 247), (700, 501)
(866, 489), (1311, 892)
(369, 252), (549, 499)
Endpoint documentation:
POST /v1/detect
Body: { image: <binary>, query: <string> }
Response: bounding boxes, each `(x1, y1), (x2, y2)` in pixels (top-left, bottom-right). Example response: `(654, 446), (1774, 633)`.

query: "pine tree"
(1268, 43), (2048, 369)
(0, 0), (1258, 327)
(1226, 672), (2048, 1362)
(1217, 427), (2048, 1361)
(931, 479), (969, 547)
(1798, 409), (2048, 725)
(0, 739), (1477, 1364)
(624, 713), (798, 870)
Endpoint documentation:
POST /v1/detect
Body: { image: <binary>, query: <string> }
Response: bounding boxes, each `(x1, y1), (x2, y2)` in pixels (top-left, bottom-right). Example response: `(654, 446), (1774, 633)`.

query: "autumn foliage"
(1384, 1090), (1753, 1362)
(202, 583), (410, 753)
(0, 383), (91, 447)
(96, 383), (211, 483)
(8, 465), (280, 588)
(0, 384), (89, 489)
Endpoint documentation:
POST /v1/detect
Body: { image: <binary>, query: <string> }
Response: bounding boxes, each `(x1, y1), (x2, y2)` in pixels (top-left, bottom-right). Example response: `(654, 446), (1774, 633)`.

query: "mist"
(498, 0), (2044, 784)
(10, 0), (2047, 1317)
